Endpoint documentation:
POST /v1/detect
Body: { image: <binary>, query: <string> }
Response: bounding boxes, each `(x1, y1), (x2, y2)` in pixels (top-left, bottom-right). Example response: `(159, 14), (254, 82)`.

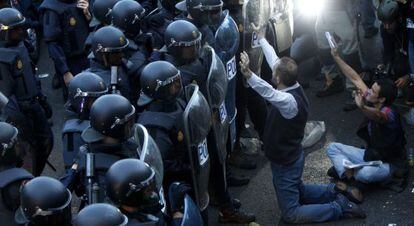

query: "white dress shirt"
(246, 38), (299, 119)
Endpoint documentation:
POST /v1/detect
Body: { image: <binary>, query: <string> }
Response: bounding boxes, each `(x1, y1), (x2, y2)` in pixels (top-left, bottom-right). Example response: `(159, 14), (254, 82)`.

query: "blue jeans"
(326, 142), (391, 183)
(270, 152), (342, 224)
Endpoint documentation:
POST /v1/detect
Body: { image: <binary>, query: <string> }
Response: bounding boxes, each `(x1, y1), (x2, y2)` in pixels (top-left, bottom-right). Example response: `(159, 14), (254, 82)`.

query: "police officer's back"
(62, 72), (108, 169)
(87, 26), (133, 101)
(111, 0), (150, 105)
(62, 94), (139, 204)
(0, 122), (33, 226)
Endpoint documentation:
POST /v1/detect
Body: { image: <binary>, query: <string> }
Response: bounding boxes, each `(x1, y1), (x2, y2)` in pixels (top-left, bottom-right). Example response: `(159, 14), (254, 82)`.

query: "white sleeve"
(247, 73), (298, 119)
(259, 38), (280, 71)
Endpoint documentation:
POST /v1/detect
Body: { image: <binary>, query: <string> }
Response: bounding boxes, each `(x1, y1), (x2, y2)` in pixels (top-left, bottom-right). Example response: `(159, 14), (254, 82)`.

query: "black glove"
(37, 94), (53, 119)
(168, 182), (191, 213)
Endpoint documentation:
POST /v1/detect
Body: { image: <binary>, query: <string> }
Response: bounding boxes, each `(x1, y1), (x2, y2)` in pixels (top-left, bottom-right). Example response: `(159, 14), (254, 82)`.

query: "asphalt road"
(36, 29), (414, 226)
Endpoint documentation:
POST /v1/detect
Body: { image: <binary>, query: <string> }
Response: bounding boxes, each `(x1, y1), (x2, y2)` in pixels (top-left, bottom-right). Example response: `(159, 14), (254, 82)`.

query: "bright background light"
(296, 0), (326, 17)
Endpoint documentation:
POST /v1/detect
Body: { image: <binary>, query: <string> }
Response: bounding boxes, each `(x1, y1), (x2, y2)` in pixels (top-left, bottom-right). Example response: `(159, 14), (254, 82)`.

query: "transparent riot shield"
(204, 46), (228, 164)
(134, 124), (166, 211)
(182, 84), (212, 211)
(242, 0), (270, 74)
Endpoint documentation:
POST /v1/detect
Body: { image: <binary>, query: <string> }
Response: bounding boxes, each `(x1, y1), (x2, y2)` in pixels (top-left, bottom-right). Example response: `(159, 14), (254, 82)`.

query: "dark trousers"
(5, 100), (53, 176)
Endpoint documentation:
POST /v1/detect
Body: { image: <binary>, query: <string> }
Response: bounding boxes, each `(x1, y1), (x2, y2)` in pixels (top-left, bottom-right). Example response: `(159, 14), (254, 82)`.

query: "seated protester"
(238, 37), (366, 223)
(61, 94), (138, 205)
(14, 176), (72, 226)
(0, 122), (34, 226)
(61, 72), (108, 169)
(327, 47), (408, 188)
(105, 159), (198, 226)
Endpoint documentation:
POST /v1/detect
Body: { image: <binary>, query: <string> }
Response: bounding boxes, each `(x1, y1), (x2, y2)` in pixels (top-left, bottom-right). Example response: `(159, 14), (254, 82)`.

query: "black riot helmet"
(106, 159), (161, 214)
(66, 72), (108, 120)
(15, 176), (72, 226)
(138, 61), (182, 106)
(377, 0), (399, 23)
(112, 0), (146, 38)
(81, 94), (136, 143)
(73, 203), (128, 226)
(165, 20), (202, 64)
(0, 122), (20, 166)
(0, 8), (27, 45)
(91, 25), (129, 67)
(176, 0), (223, 26)
(92, 0), (121, 26)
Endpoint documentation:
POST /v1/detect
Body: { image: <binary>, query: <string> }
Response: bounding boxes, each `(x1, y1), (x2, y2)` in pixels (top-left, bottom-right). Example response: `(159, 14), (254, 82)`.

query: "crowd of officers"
(0, 0), (262, 225)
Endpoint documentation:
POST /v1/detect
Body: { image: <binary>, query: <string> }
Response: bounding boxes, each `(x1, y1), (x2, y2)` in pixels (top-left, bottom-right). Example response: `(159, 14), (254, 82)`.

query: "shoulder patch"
(69, 17), (77, 26)
(16, 59), (23, 70)
(177, 131), (184, 142)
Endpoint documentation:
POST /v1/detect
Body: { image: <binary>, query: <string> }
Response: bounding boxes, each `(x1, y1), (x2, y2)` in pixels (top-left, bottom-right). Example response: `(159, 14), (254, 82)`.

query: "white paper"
(325, 32), (338, 49)
(343, 159), (383, 169)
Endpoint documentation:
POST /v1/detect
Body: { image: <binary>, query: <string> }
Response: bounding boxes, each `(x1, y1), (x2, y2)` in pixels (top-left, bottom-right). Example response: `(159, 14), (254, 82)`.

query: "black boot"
(219, 204), (256, 224)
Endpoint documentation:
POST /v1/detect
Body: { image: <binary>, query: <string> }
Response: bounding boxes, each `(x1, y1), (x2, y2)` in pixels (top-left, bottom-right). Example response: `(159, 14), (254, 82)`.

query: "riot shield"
(242, 0), (270, 74)
(181, 194), (204, 226)
(183, 84), (211, 211)
(204, 46), (228, 164)
(214, 10), (239, 152)
(215, 9), (240, 74)
(133, 124), (166, 211)
(266, 0), (293, 54)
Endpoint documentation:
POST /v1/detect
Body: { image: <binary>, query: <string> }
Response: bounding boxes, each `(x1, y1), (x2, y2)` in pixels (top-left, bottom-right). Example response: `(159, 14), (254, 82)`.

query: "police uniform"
(62, 140), (139, 203)
(138, 100), (193, 188)
(61, 111), (89, 169)
(86, 59), (133, 101)
(0, 167), (33, 226)
(40, 0), (90, 98)
(0, 42), (54, 176)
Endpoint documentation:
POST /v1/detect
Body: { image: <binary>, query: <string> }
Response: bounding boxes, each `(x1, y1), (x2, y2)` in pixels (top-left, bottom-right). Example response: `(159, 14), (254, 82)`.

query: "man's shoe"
(327, 166), (340, 179)
(219, 208), (256, 224)
(227, 174), (250, 187)
(334, 181), (364, 204)
(335, 194), (366, 219)
(364, 27), (379, 39)
(228, 152), (257, 170)
(52, 74), (61, 89)
(316, 78), (344, 97)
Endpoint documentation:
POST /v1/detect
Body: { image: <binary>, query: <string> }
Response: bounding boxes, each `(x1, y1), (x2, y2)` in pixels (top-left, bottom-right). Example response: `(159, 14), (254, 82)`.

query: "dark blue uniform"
(39, 0), (90, 95)
(0, 42), (54, 176)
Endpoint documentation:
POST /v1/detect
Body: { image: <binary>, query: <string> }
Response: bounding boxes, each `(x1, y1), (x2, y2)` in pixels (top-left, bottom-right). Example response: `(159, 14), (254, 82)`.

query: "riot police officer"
(0, 8), (53, 176)
(87, 26), (133, 101)
(0, 122), (34, 226)
(39, 0), (91, 100)
(111, 0), (150, 105)
(62, 72), (108, 169)
(73, 203), (128, 226)
(163, 20), (255, 224)
(162, 20), (208, 92)
(14, 176), (72, 226)
(106, 158), (198, 225)
(175, 0), (217, 47)
(143, 0), (182, 49)
(62, 94), (138, 205)
(136, 61), (189, 191)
